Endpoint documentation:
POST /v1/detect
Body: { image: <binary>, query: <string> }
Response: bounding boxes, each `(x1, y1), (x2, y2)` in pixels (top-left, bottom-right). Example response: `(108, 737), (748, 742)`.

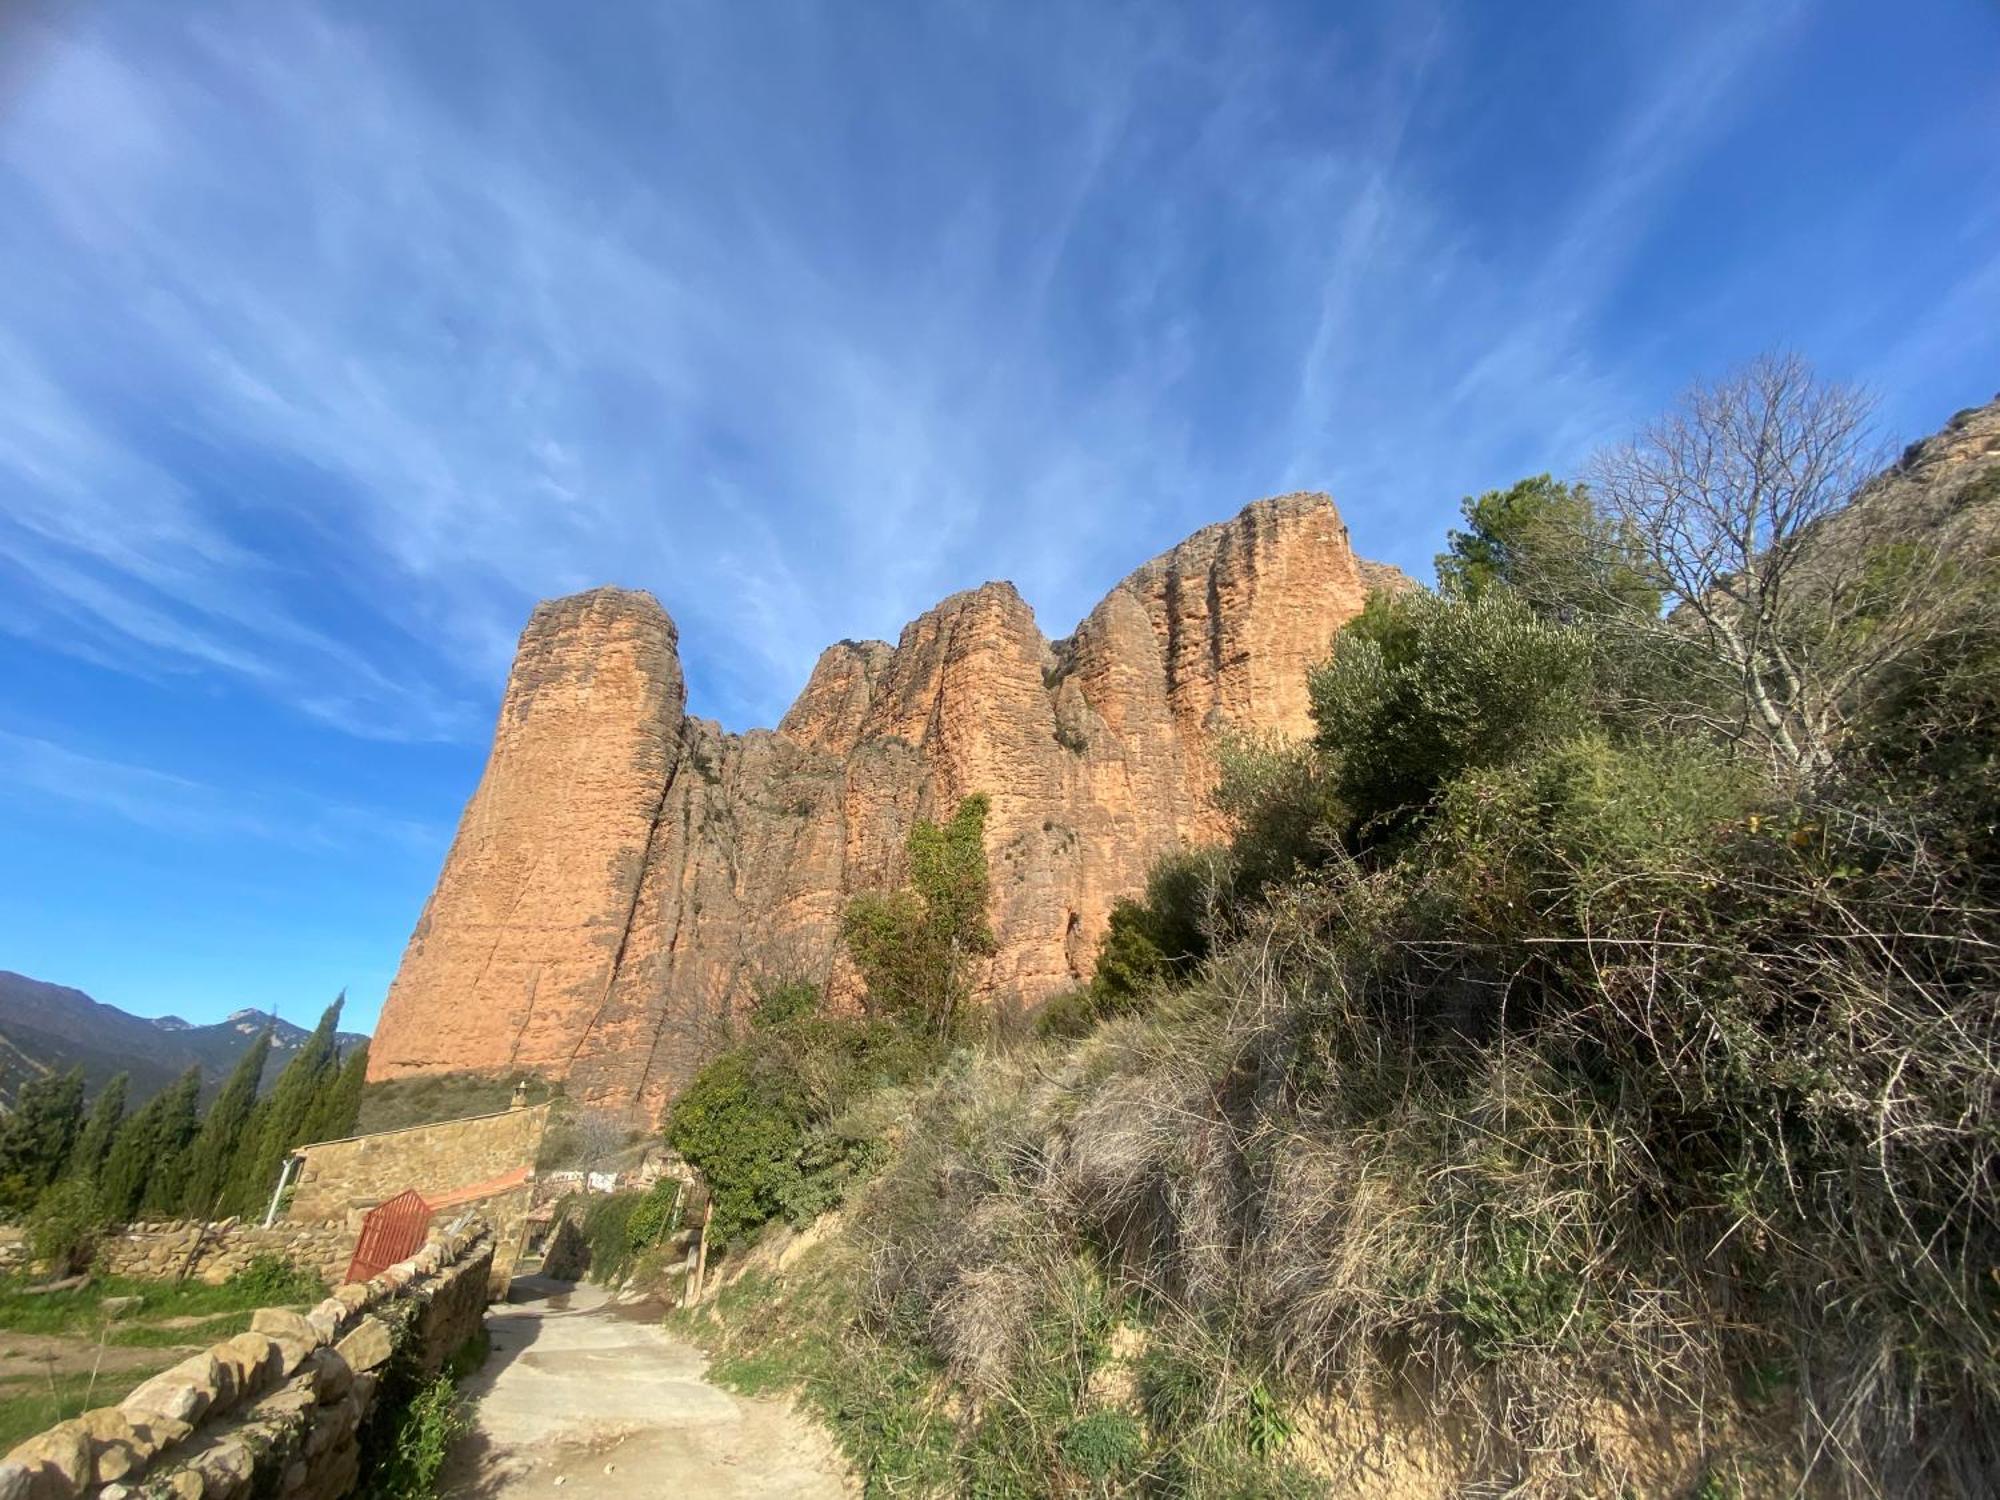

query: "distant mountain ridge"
(0, 969), (367, 1111)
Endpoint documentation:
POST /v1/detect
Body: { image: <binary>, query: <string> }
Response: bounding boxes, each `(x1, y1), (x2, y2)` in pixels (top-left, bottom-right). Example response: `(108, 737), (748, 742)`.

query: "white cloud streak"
(0, 0), (1941, 759)
(0, 729), (442, 854)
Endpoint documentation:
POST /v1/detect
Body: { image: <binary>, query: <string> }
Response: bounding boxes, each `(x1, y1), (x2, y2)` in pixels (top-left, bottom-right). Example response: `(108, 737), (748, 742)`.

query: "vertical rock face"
(368, 589), (684, 1084)
(369, 493), (1393, 1115)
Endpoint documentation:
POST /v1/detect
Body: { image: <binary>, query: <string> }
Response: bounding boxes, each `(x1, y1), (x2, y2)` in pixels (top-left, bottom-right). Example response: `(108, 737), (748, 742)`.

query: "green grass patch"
(0, 1254), (323, 1341)
(0, 1365), (173, 1451)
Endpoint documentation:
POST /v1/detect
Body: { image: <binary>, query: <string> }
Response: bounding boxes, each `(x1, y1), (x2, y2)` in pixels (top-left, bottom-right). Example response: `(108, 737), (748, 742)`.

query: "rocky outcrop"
(369, 492), (1395, 1116)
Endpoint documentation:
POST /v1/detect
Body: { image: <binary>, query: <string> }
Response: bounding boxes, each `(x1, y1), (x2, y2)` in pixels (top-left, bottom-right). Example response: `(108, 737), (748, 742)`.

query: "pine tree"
(302, 1045), (368, 1145)
(226, 997), (343, 1216)
(178, 1031), (270, 1217)
(67, 1072), (128, 1183)
(0, 1066), (87, 1214)
(99, 1066), (201, 1223)
(142, 1068), (202, 1215)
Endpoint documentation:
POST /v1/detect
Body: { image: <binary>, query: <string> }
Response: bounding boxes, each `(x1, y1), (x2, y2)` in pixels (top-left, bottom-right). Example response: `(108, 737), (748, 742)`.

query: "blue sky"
(1, 1), (1995, 1034)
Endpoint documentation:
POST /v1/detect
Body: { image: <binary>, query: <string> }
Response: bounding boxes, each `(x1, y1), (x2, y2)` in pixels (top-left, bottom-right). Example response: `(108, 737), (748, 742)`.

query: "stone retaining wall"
(0, 1222), (495, 1500)
(95, 1219), (353, 1288)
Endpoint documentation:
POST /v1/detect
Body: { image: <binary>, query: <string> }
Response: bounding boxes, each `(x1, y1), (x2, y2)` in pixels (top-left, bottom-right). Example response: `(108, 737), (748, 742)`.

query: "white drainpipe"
(262, 1153), (302, 1229)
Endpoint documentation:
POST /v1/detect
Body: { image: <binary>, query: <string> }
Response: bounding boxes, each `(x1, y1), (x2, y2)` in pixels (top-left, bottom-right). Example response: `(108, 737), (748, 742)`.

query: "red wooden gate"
(344, 1188), (433, 1284)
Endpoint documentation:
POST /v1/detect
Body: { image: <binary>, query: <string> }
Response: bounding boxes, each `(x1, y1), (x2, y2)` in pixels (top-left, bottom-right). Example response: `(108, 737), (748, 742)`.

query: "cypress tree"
(68, 1072), (128, 1182)
(142, 1068), (202, 1215)
(226, 997), (343, 1216)
(0, 1066), (87, 1213)
(100, 1066), (200, 1223)
(302, 1045), (368, 1145)
(178, 1031), (270, 1218)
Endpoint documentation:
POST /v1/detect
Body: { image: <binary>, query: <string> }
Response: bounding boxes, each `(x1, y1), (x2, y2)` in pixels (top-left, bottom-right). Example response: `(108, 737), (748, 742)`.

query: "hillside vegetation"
(666, 361), (1998, 1498)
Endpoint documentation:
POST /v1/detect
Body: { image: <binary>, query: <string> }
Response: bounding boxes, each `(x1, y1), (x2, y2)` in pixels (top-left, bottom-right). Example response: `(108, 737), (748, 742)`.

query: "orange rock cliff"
(367, 492), (1397, 1115)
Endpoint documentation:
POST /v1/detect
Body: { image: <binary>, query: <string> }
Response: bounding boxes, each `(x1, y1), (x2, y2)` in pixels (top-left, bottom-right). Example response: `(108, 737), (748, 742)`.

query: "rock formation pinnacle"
(368, 493), (1399, 1114)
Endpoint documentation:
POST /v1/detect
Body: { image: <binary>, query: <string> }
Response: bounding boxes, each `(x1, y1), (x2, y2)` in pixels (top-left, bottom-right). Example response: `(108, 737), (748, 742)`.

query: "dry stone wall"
(95, 1220), (352, 1288)
(0, 1224), (494, 1500)
(370, 492), (1400, 1116)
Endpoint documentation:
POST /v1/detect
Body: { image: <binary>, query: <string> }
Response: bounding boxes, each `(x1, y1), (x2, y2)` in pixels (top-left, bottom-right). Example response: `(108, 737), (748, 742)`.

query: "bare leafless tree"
(1589, 352), (1992, 780)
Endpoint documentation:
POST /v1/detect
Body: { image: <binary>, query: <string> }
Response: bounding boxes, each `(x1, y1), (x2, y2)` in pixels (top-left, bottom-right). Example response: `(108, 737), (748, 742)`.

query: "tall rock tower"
(369, 492), (1396, 1116)
(367, 590), (686, 1083)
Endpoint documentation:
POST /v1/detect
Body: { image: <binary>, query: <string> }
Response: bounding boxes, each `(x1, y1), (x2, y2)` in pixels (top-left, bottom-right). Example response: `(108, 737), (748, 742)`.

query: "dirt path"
(0, 1331), (184, 1385)
(442, 1274), (849, 1499)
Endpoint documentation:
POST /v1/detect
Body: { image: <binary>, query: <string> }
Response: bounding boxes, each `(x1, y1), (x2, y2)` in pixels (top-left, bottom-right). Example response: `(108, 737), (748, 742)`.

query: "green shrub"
(1039, 849), (1227, 1041)
(1032, 987), (1099, 1041)
(576, 1191), (647, 1284)
(841, 795), (995, 1036)
(668, 1011), (931, 1246)
(24, 1177), (107, 1276)
(1442, 1223), (1603, 1361)
(750, 978), (820, 1029)
(1137, 1344), (1210, 1433)
(625, 1178), (685, 1249)
(664, 1047), (810, 1245)
(227, 1252), (325, 1305)
(1436, 472), (1659, 617)
(1061, 1407), (1142, 1484)
(573, 1180), (690, 1284)
(1212, 731), (1345, 894)
(361, 1373), (465, 1500)
(1308, 587), (1592, 846)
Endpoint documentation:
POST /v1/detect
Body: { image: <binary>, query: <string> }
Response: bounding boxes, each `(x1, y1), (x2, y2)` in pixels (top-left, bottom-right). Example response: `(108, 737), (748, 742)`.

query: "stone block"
(190, 1439), (254, 1499)
(126, 1413), (192, 1458)
(121, 1353), (223, 1426)
(301, 1404), (348, 1460)
(70, 1407), (146, 1484)
(100, 1295), (144, 1320)
(334, 1316), (394, 1373)
(332, 1282), (373, 1314)
(300, 1349), (353, 1406)
(269, 1334), (313, 1381)
(250, 1308), (318, 1345)
(0, 1465), (29, 1500)
(222, 1332), (283, 1393)
(305, 1299), (346, 1342)
(2, 1421), (90, 1497)
(298, 1444), (358, 1500)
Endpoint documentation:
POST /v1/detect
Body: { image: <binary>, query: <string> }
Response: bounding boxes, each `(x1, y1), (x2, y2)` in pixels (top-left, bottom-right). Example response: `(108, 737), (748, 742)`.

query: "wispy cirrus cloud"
(4, 0), (1994, 1032)
(0, 0), (1989, 753)
(0, 729), (443, 854)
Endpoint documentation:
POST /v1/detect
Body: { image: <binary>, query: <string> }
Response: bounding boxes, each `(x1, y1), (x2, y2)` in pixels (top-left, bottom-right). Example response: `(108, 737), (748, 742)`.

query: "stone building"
(281, 1100), (550, 1289)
